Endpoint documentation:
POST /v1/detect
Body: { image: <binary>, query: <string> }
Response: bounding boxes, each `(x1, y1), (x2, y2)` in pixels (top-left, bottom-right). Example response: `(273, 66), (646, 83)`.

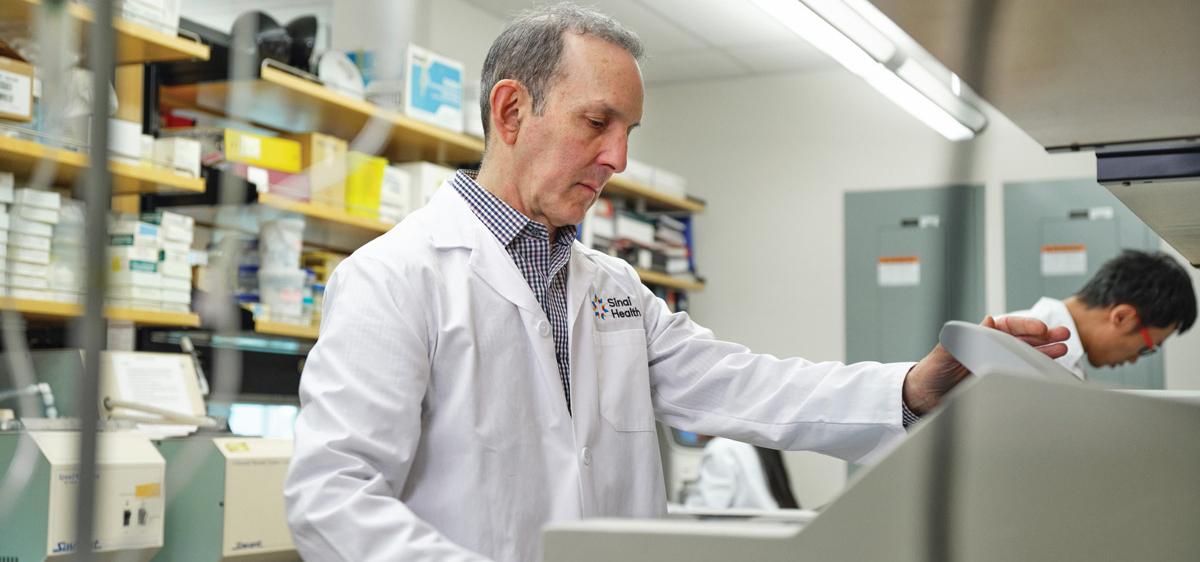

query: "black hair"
(1075, 249), (1197, 333)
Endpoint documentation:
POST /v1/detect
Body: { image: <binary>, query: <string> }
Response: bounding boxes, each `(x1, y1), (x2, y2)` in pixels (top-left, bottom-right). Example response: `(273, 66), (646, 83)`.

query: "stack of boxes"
(0, 174), (12, 296)
(109, 216), (162, 310)
(7, 187), (61, 301)
(47, 199), (85, 302)
(144, 211), (195, 313)
(108, 210), (194, 312)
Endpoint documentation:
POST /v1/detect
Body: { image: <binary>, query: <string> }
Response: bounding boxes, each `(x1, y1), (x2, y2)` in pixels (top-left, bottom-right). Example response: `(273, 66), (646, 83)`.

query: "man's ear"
(1110, 303), (1140, 331)
(489, 79), (528, 146)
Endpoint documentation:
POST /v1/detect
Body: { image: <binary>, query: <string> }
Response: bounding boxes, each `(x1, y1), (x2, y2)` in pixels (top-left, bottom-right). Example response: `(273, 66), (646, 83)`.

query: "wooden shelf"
(0, 136), (205, 194)
(0, 297), (201, 327)
(606, 177), (705, 213)
(255, 319), (319, 340)
(257, 192), (395, 234)
(635, 268), (705, 292)
(158, 65), (706, 213)
(2, 0), (210, 64)
(161, 65), (485, 164)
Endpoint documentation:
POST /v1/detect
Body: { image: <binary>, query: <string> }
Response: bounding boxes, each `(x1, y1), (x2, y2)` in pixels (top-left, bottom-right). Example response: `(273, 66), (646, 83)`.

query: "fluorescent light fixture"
(752, 0), (986, 141)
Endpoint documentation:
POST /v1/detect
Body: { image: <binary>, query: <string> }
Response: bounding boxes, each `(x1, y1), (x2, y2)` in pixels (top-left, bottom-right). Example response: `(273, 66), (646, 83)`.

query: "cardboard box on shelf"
(106, 298), (162, 311)
(9, 232), (50, 252)
(404, 45), (464, 133)
(139, 210), (193, 245)
(108, 119), (143, 163)
(14, 188), (61, 210)
(0, 172), (14, 203)
(652, 168), (688, 199)
(283, 132), (347, 207)
(8, 246), (50, 265)
(345, 152), (388, 218)
(9, 215), (51, 237)
(152, 137), (201, 178)
(12, 204), (59, 225)
(109, 220), (160, 247)
(0, 55), (34, 122)
(108, 285), (162, 302)
(163, 128), (302, 173)
(228, 163), (310, 202)
(389, 161), (455, 209)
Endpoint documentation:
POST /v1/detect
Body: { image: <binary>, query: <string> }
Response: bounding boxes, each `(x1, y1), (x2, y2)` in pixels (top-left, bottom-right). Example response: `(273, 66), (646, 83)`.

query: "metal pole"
(75, 0), (116, 558)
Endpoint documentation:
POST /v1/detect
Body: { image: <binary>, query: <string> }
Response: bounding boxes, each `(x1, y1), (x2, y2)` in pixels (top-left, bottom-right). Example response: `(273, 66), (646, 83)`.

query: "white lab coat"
(1003, 297), (1087, 380)
(685, 438), (779, 509)
(284, 181), (912, 562)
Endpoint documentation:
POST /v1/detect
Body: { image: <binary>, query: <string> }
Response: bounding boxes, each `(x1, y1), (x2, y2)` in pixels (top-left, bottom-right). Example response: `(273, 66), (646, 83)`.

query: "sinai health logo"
(592, 293), (642, 320)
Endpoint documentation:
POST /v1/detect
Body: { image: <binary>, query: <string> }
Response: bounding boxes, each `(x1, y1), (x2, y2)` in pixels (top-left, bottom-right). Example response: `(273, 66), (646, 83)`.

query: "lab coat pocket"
(596, 328), (654, 432)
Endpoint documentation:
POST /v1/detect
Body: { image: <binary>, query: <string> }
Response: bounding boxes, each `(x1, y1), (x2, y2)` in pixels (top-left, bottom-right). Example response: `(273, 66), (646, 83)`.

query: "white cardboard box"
(0, 173), (13, 203)
(404, 44), (464, 133)
(14, 188), (61, 210)
(9, 215), (51, 237)
(12, 204), (59, 225)
(8, 246), (50, 265)
(9, 232), (50, 252)
(152, 137), (201, 178)
(389, 161), (455, 208)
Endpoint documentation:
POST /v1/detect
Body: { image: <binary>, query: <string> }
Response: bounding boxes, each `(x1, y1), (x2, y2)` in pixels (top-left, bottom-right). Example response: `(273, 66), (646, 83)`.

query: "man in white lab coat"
(1004, 249), (1196, 380)
(283, 4), (1069, 561)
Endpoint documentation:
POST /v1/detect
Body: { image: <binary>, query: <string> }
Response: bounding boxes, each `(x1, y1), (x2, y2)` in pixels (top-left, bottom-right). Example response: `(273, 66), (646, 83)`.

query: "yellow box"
(345, 151), (388, 218)
(284, 132), (347, 207)
(224, 129), (301, 173)
(0, 55), (34, 122)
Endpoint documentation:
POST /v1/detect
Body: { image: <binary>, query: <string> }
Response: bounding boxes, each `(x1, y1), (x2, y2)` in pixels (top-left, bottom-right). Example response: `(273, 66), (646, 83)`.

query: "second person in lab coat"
(283, 4), (1070, 561)
(1003, 249), (1195, 379)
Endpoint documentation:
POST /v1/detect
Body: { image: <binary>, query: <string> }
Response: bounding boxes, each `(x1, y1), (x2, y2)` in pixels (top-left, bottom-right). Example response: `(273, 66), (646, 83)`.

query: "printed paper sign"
(1041, 244), (1087, 277)
(878, 256), (921, 287)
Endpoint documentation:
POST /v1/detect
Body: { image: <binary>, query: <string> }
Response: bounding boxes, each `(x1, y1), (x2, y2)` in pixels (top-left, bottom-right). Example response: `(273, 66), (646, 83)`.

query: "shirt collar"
(451, 170), (578, 249)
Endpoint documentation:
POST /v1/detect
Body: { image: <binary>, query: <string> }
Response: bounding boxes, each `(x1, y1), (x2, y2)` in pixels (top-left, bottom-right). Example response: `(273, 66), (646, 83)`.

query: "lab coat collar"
(567, 242), (601, 332)
(426, 181), (545, 316)
(426, 180), (605, 334)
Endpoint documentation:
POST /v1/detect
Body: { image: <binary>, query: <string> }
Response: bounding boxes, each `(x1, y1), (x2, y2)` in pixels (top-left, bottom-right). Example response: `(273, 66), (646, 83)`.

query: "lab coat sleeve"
(284, 256), (492, 562)
(636, 268), (911, 465)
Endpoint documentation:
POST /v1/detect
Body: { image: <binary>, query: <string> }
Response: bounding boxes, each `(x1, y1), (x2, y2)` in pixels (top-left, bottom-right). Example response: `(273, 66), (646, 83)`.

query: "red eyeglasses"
(1138, 326), (1158, 357)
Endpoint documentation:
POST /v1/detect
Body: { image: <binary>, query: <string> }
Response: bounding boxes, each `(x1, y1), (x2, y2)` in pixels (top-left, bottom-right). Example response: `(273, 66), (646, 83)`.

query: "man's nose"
(597, 133), (629, 173)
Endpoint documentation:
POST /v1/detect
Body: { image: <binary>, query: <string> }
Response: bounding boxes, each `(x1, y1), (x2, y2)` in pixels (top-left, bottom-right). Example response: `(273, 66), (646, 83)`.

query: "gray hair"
(479, 3), (644, 144)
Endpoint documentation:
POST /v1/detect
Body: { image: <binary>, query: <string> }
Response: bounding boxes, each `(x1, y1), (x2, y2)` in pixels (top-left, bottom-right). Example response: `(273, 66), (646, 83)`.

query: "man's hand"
(902, 316), (1071, 415)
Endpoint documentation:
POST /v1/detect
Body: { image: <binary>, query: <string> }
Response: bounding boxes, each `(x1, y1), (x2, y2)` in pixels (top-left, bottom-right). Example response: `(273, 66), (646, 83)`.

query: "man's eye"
(587, 118), (605, 129)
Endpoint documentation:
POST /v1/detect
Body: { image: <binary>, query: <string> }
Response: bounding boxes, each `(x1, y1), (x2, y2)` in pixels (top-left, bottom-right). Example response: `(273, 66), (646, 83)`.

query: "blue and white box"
(405, 44), (464, 133)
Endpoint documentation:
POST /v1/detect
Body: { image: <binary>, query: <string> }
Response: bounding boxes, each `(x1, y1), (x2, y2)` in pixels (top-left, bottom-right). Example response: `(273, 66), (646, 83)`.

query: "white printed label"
(238, 135), (262, 159)
(0, 68), (33, 118)
(878, 257), (921, 287)
(1088, 206), (1114, 220)
(1041, 245), (1087, 276)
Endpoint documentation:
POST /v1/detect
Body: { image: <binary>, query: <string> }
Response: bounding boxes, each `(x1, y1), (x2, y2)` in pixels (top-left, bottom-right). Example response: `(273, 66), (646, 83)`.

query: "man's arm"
(284, 256), (490, 562)
(901, 315), (1070, 415)
(631, 265), (910, 465)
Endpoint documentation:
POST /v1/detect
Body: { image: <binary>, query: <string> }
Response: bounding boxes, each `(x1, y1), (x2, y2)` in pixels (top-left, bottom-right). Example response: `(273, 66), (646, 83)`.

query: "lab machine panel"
(0, 431), (166, 561)
(845, 185), (985, 363)
(153, 436), (298, 561)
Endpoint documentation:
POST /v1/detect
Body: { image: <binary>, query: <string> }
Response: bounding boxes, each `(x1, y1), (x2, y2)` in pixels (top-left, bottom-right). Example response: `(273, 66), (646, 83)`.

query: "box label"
(0, 68), (32, 118)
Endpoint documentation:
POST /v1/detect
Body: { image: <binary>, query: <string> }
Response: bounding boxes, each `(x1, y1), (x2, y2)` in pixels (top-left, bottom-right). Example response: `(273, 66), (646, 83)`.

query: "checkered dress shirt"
(452, 170), (577, 414)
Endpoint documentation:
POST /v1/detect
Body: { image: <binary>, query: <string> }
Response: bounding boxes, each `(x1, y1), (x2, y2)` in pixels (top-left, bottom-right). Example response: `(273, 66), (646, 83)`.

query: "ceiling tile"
(725, 41), (837, 74)
(640, 49), (750, 84)
(460, 0), (707, 53)
(635, 0), (800, 47)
